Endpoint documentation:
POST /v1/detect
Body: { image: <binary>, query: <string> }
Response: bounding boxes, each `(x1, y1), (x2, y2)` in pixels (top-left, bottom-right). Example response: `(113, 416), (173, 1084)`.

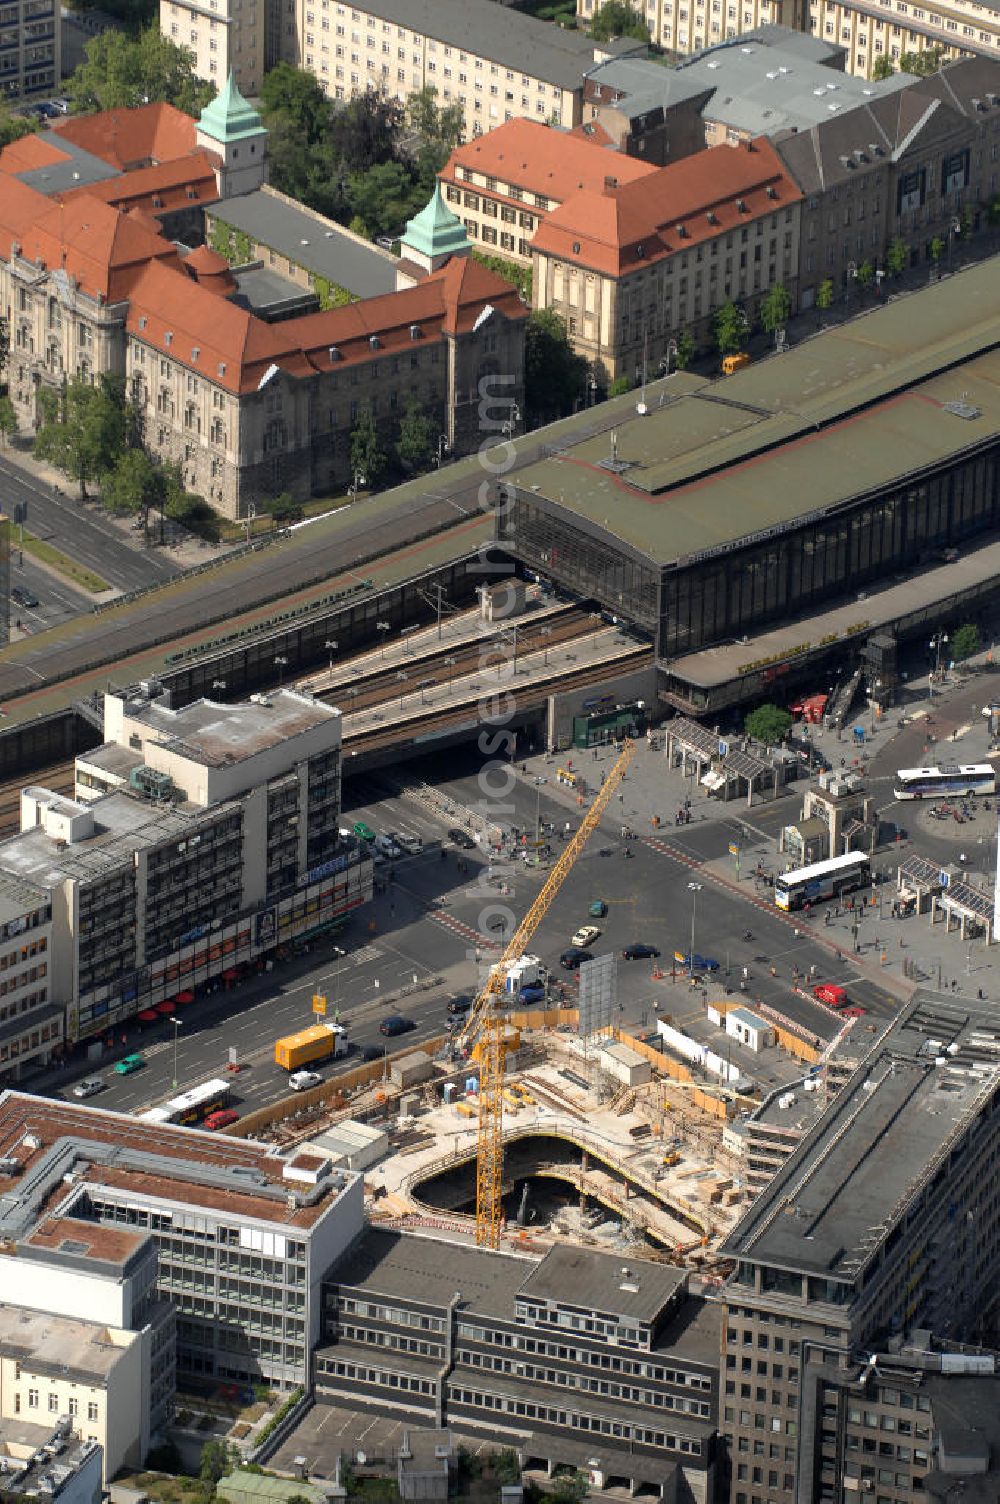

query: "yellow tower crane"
(457, 738), (637, 1248)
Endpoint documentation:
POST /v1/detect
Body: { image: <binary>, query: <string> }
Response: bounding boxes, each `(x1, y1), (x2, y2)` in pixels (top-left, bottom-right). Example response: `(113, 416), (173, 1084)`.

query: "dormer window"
(329, 345), (341, 362)
(369, 335), (380, 349)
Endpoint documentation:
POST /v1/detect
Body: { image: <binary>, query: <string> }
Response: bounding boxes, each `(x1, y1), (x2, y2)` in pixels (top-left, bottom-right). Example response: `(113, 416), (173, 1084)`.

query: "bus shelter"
(930, 876), (995, 943)
(665, 717), (776, 807)
(896, 854), (948, 916)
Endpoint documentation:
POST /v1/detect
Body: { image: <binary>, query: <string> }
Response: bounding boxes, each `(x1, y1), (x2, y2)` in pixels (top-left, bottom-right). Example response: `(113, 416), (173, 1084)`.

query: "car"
(114, 1053), (145, 1075)
(289, 1070), (323, 1092)
(842, 1006), (867, 1019)
(395, 833), (423, 855)
(518, 983), (546, 1004)
(11, 587), (40, 609)
(676, 951), (719, 972)
(352, 821), (375, 842)
(72, 1076), (104, 1099)
(813, 982), (848, 1008)
(203, 1107), (240, 1130)
(380, 1014), (416, 1037)
(572, 925), (601, 948)
(560, 947), (594, 970)
(36, 101), (59, 117)
(623, 943), (661, 961)
(375, 834), (402, 859)
(447, 827), (476, 850)
(360, 1043), (384, 1062)
(52, 98), (71, 114)
(447, 996), (472, 1017)
(588, 900), (608, 918)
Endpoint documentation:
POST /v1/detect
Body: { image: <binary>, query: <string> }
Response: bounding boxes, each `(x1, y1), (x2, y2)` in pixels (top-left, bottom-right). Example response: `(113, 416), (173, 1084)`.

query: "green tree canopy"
(899, 45), (944, 75)
(745, 703), (793, 745)
(103, 445), (155, 513)
(525, 308), (588, 425)
(870, 54), (894, 79)
(0, 394), (16, 446)
(589, 0), (649, 41)
(950, 623), (981, 662)
(673, 329), (695, 371)
(396, 399), (437, 473)
(66, 27), (215, 113)
(0, 101), (38, 149)
(886, 236), (909, 277)
(816, 279), (835, 313)
(347, 160), (422, 239)
(260, 62), (333, 143)
(349, 407), (386, 490)
(406, 84), (465, 180)
(714, 300), (750, 356)
(198, 1439), (236, 1486)
(34, 374), (126, 498)
(759, 284), (791, 337)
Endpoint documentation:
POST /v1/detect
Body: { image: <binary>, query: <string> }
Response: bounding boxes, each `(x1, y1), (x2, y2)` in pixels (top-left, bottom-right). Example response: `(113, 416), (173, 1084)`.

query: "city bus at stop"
(774, 851), (871, 912)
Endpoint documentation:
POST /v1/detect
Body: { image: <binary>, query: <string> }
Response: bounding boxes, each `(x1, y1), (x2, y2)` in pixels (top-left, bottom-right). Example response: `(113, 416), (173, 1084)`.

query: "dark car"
(677, 951), (720, 973)
(447, 827), (476, 850)
(518, 983), (546, 1004)
(447, 996), (472, 1017)
(360, 1043), (384, 1062)
(11, 586), (39, 609)
(623, 943), (661, 961)
(380, 1014), (416, 1037)
(560, 947), (594, 970)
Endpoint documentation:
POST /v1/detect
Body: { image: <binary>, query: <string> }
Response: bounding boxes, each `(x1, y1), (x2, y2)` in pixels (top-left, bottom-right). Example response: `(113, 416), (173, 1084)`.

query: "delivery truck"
(274, 1022), (348, 1071)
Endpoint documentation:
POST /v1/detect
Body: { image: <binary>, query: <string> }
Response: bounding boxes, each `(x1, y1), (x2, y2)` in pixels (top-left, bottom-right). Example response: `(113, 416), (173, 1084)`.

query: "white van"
(374, 834), (401, 859)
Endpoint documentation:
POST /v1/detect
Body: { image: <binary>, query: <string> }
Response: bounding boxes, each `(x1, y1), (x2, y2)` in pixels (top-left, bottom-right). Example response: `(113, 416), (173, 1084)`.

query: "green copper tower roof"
(402, 184), (469, 262)
(198, 73), (266, 145)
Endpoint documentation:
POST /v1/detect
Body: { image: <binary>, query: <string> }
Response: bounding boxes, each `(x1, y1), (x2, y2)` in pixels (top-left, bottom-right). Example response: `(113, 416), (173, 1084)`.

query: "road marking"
(430, 911), (500, 949)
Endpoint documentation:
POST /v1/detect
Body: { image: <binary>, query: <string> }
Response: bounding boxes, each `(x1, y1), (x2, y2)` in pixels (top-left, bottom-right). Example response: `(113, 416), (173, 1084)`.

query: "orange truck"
(274, 1023), (348, 1071)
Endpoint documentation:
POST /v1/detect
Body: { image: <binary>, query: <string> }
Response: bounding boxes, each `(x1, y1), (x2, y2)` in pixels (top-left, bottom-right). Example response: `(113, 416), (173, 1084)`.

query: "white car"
(72, 1076), (105, 1099)
(572, 925), (601, 949)
(289, 1070), (323, 1092)
(395, 833), (423, 855)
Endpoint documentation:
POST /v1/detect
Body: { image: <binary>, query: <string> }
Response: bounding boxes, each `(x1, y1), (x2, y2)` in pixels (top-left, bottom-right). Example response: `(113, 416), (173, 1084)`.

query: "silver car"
(72, 1077), (105, 1099)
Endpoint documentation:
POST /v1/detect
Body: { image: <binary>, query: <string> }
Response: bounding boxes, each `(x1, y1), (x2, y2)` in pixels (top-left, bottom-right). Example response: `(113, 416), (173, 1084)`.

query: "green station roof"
(512, 258), (1000, 566)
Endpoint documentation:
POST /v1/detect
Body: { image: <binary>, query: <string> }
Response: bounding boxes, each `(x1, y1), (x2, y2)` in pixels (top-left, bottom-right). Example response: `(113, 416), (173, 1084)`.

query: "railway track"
(0, 759), (76, 839)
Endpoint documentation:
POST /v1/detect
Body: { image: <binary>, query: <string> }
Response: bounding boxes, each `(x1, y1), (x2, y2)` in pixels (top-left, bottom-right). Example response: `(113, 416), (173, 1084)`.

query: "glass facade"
(503, 450), (998, 661)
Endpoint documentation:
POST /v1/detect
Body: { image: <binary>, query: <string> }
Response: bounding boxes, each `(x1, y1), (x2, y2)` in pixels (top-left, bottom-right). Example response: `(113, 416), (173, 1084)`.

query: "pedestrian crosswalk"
(430, 911), (500, 949)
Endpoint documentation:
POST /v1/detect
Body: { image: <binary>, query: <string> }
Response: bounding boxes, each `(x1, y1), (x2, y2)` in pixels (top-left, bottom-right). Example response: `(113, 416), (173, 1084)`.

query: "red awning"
(138, 1009), (158, 1022)
(222, 968), (238, 981)
(155, 1000), (176, 1015)
(175, 990), (196, 1004)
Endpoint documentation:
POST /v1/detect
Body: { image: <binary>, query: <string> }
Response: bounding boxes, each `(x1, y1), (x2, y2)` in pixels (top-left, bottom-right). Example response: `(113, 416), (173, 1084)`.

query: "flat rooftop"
(0, 1300), (135, 1380)
(330, 1227), (537, 1319)
(122, 687), (340, 767)
(510, 257), (1000, 565)
(0, 870), (50, 926)
(0, 1090), (356, 1233)
(212, 190), (399, 300)
(521, 1243), (686, 1325)
(721, 991), (1000, 1281)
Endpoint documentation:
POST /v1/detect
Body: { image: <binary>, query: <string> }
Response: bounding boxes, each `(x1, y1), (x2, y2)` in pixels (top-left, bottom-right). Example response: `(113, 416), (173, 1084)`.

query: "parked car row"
(345, 822), (424, 861)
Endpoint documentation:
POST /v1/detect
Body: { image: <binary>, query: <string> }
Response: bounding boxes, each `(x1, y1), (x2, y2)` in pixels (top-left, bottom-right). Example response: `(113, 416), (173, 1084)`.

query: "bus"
(138, 1078), (231, 1126)
(893, 763), (996, 800)
(774, 851), (871, 912)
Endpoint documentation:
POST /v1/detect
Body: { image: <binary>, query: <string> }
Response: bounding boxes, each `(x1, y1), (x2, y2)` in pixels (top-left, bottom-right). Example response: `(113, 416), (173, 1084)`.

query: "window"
(88, 1402), (99, 1421)
(28, 1390), (38, 1409)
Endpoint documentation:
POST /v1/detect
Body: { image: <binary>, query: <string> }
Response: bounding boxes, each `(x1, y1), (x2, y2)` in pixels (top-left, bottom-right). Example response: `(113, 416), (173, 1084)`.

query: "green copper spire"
(401, 184), (469, 262)
(198, 72), (266, 145)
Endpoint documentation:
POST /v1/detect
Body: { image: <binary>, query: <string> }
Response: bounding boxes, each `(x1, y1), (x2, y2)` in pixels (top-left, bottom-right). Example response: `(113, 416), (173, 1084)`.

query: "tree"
(870, 54), (894, 79)
(673, 329), (695, 371)
(34, 374), (125, 499)
(886, 236), (909, 277)
(265, 490), (303, 523)
(928, 236), (945, 271)
(714, 300), (749, 357)
(260, 62), (332, 144)
(899, 45), (944, 76)
(330, 88), (404, 174)
(396, 399), (436, 473)
(524, 308), (588, 425)
(493, 1451), (522, 1486)
(198, 1439), (236, 1486)
(550, 1471), (589, 1504)
(0, 395), (16, 446)
(759, 284), (791, 338)
(745, 703), (793, 746)
(950, 623), (980, 662)
(857, 259), (874, 291)
(0, 101), (39, 149)
(406, 85), (465, 179)
(471, 251), (531, 302)
(349, 407), (386, 489)
(815, 279), (835, 324)
(66, 27), (215, 114)
(347, 160), (421, 239)
(589, 0), (649, 42)
(103, 446), (155, 513)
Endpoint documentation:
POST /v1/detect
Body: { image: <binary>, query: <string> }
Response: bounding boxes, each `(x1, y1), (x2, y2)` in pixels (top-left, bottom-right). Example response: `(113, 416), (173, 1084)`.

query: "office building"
(319, 1228), (721, 1502)
(577, 0), (807, 62)
(0, 687), (371, 1049)
(0, 1090), (364, 1388)
(530, 135), (802, 382)
(0, 1423), (102, 1504)
(718, 990), (1000, 1503)
(0, 0), (59, 102)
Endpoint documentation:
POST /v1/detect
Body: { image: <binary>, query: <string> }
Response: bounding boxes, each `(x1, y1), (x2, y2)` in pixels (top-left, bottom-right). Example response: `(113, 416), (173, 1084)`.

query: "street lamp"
(376, 621), (391, 660)
(396, 669), (408, 708)
(325, 639), (338, 673)
(500, 401), (521, 443)
(273, 654), (288, 686)
(844, 260), (858, 314)
(539, 624), (553, 666)
(687, 881), (703, 978)
(436, 434), (450, 468)
(929, 631), (949, 695)
(171, 1017), (181, 1089)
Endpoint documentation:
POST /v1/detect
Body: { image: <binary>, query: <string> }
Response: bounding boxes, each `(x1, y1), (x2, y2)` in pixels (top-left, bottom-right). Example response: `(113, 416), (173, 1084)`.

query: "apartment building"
(0, 1424), (103, 1504)
(0, 1090), (363, 1389)
(0, 875), (55, 1080)
(0, 687), (370, 1045)
(777, 55), (1000, 305)
(163, 0), (266, 94)
(0, 0), (59, 102)
(283, 0), (642, 134)
(807, 0), (1000, 77)
(576, 0), (807, 61)
(530, 135), (802, 381)
(718, 990), (1000, 1504)
(319, 1229), (721, 1503)
(439, 118), (659, 266)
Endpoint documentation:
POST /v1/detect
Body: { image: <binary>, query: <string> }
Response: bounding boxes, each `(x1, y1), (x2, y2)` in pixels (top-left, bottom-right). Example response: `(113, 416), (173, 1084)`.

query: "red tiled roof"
(20, 193), (181, 301)
(531, 137), (803, 277)
(441, 117), (656, 206)
(0, 176), (52, 260)
(0, 133), (71, 175)
(51, 101), (197, 170)
(569, 120), (615, 148)
(59, 150), (219, 217)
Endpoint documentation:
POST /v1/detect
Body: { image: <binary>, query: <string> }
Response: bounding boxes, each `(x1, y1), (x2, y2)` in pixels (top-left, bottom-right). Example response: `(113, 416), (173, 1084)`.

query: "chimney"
(603, 175), (619, 189)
